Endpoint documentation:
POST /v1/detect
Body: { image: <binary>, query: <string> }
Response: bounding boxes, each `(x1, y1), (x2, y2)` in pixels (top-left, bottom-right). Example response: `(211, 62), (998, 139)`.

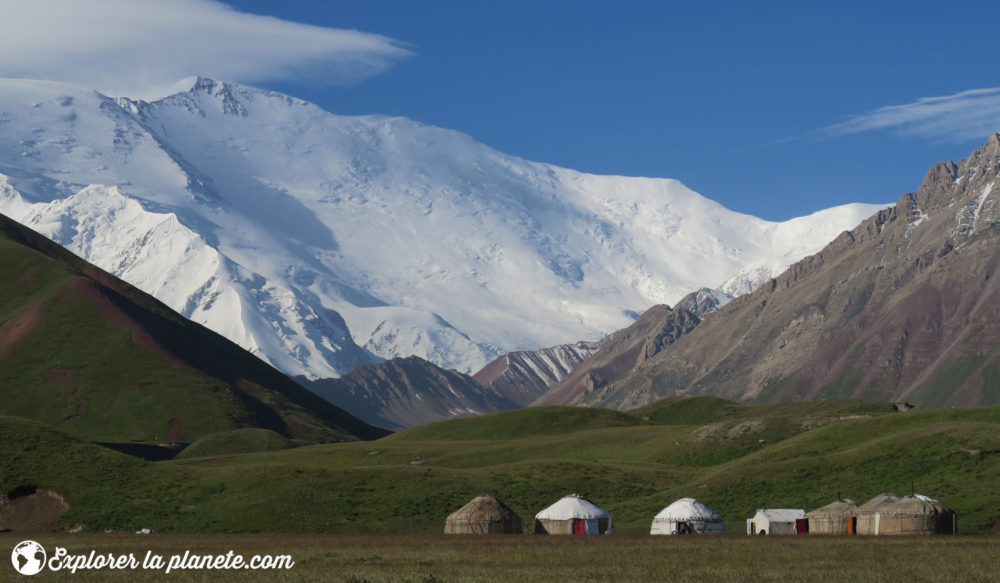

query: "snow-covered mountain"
(0, 77), (886, 379)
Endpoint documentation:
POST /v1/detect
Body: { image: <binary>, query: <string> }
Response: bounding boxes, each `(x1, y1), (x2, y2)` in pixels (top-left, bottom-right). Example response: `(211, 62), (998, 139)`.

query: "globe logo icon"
(11, 540), (46, 576)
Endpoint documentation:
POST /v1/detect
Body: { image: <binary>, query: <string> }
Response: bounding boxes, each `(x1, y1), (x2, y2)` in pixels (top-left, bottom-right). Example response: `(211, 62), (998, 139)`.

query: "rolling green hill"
(3, 397), (998, 534)
(0, 213), (385, 443)
(174, 428), (297, 459)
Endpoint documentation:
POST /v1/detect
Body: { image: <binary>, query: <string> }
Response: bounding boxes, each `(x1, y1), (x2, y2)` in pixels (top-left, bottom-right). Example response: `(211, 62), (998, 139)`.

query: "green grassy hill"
(3, 397), (998, 534)
(389, 405), (649, 441)
(0, 213), (384, 443)
(174, 428), (297, 459)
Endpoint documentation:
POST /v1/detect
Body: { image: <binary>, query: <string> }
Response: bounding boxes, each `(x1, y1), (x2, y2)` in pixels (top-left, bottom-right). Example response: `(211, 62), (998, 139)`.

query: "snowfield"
(0, 77), (887, 378)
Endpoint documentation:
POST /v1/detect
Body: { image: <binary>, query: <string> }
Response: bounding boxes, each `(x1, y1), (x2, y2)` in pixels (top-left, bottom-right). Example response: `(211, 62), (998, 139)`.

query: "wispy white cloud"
(824, 88), (1000, 142)
(0, 0), (412, 99)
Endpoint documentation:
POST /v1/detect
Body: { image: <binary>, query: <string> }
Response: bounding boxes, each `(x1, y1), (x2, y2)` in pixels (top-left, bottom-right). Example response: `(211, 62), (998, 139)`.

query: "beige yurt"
(444, 494), (523, 534)
(650, 498), (724, 535)
(534, 494), (612, 535)
(748, 508), (805, 535)
(855, 493), (900, 535)
(806, 499), (858, 535)
(857, 494), (955, 535)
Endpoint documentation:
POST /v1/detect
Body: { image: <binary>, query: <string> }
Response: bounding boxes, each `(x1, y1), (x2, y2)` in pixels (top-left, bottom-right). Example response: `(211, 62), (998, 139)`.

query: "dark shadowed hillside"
(303, 356), (516, 430)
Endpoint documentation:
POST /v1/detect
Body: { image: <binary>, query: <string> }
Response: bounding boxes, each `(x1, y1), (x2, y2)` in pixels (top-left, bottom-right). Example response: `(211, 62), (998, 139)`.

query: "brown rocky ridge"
(537, 133), (1000, 410)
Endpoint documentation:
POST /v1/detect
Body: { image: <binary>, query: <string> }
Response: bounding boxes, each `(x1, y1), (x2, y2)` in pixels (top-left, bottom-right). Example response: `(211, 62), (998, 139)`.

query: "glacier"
(0, 77), (887, 379)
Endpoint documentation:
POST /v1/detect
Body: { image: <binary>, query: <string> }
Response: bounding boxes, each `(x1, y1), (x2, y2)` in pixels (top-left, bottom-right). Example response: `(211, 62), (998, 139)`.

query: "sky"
(2, 0), (1000, 221)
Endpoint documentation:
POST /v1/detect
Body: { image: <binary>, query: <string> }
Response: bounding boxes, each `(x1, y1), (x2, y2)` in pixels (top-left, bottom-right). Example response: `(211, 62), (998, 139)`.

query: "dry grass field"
(4, 533), (999, 582)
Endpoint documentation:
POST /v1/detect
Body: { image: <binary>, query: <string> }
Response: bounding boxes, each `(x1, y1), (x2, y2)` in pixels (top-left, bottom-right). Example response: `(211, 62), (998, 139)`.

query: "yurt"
(650, 498), (724, 535)
(444, 494), (523, 534)
(857, 494), (955, 536)
(806, 499), (858, 535)
(534, 494), (613, 535)
(855, 493), (900, 535)
(747, 509), (805, 535)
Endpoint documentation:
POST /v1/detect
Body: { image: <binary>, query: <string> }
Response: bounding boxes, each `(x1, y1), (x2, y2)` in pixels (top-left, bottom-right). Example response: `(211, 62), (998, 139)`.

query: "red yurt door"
(572, 519), (585, 535)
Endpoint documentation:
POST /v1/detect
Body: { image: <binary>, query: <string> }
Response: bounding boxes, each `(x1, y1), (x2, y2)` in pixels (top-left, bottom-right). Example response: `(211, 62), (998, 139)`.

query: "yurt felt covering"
(444, 494), (523, 534)
(650, 497), (724, 535)
(534, 494), (612, 535)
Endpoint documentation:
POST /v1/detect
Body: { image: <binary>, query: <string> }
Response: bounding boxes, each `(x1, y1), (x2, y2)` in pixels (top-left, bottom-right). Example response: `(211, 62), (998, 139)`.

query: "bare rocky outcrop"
(0, 487), (70, 532)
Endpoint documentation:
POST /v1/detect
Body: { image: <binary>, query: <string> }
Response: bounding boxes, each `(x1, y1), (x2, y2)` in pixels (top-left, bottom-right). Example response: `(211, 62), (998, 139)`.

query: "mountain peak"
(0, 77), (883, 383)
(158, 76), (203, 97)
(908, 131), (1000, 221)
(149, 76), (248, 117)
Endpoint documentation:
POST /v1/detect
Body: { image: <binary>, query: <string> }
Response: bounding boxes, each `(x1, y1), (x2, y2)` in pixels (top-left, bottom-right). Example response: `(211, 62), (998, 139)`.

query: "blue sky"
(3, 0), (1000, 220)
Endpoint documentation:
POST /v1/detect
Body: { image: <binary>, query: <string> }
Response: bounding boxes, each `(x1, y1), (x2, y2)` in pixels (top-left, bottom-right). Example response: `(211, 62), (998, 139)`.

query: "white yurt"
(650, 497), (724, 535)
(534, 493), (613, 535)
(747, 508), (805, 535)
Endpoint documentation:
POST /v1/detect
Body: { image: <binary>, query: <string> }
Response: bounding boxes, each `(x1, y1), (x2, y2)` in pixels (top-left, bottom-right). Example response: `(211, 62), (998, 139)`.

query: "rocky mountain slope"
(0, 77), (884, 384)
(472, 341), (600, 407)
(478, 288), (731, 409)
(302, 357), (511, 430)
(0, 212), (384, 443)
(535, 288), (731, 406)
(559, 133), (1000, 409)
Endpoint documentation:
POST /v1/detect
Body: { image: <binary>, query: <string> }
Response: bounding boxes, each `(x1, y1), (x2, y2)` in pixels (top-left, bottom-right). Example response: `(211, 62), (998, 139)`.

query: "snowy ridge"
(717, 203), (885, 295)
(0, 77), (887, 379)
(508, 342), (600, 388)
(674, 287), (733, 319)
(473, 341), (601, 407)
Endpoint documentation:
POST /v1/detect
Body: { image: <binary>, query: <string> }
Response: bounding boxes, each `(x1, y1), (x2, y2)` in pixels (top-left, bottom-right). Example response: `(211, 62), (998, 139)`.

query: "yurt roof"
(880, 495), (952, 516)
(447, 494), (516, 522)
(807, 499), (857, 517)
(535, 494), (610, 520)
(858, 493), (900, 511)
(754, 508), (804, 523)
(654, 498), (722, 521)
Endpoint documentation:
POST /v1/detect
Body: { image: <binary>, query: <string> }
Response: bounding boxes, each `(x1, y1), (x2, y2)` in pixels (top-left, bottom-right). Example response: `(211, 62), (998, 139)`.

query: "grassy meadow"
(2, 533), (999, 582)
(3, 397), (1000, 536)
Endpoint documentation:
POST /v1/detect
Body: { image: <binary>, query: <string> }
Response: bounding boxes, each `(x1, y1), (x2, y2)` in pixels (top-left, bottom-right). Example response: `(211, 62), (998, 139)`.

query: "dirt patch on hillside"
(167, 418), (185, 442)
(44, 366), (80, 388)
(60, 278), (188, 369)
(0, 304), (44, 359)
(16, 263), (42, 287)
(0, 487), (70, 532)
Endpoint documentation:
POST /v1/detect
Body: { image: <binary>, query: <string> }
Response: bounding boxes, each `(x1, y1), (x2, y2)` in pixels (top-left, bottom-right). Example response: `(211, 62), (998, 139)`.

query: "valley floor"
(3, 533), (998, 582)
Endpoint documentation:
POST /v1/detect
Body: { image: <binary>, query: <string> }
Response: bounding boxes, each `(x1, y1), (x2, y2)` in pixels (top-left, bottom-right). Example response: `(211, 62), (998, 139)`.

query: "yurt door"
(572, 519), (585, 535)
